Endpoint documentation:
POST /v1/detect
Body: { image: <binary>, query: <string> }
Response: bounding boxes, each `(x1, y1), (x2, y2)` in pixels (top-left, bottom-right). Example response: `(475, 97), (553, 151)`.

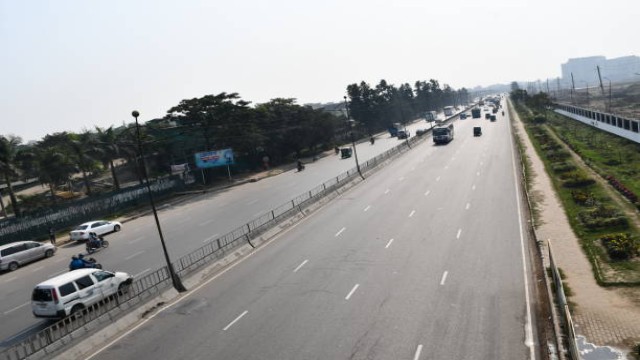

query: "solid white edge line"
(345, 284), (360, 300)
(3, 301), (30, 315)
(335, 227), (346, 237)
(408, 210), (415, 218)
(456, 229), (462, 239)
(134, 268), (151, 278)
(413, 344), (423, 360)
(203, 234), (219, 243)
(293, 259), (308, 273)
(223, 310), (248, 331)
(440, 271), (448, 285)
(385, 238), (394, 249)
(508, 101), (536, 358)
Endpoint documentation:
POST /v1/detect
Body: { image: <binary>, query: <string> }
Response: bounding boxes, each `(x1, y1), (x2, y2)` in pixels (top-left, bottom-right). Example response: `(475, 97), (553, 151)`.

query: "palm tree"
(0, 135), (23, 217)
(95, 126), (122, 190)
(35, 149), (76, 206)
(68, 132), (99, 196)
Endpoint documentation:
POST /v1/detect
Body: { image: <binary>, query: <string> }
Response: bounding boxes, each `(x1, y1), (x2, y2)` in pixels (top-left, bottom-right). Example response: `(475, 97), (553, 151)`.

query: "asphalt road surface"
(0, 110), (458, 346)
(82, 103), (540, 360)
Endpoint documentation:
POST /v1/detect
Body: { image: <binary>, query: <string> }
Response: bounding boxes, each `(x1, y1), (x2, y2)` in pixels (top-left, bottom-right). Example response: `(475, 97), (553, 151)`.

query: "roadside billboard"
(194, 149), (235, 169)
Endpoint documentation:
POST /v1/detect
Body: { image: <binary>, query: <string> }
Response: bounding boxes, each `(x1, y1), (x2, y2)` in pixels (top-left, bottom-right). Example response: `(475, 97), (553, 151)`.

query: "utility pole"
(597, 65), (605, 96)
(570, 73), (575, 104)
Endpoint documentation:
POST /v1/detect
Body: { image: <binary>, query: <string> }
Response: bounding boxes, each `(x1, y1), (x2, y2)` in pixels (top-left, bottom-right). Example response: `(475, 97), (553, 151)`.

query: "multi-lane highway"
(0, 111), (453, 345)
(78, 103), (541, 359)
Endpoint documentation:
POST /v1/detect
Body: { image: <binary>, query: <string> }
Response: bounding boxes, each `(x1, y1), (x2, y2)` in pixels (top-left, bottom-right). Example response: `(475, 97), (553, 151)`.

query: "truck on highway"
(424, 111), (437, 122)
(433, 124), (454, 144)
(443, 106), (455, 117)
(471, 108), (481, 119)
(388, 123), (402, 137)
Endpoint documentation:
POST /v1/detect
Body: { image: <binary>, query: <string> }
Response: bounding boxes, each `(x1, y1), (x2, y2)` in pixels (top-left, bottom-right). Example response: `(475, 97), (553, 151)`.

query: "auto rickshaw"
(340, 148), (353, 159)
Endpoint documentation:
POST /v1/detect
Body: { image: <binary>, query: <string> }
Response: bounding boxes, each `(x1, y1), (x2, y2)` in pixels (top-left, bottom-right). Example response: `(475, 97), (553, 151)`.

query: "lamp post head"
(132, 110), (140, 118)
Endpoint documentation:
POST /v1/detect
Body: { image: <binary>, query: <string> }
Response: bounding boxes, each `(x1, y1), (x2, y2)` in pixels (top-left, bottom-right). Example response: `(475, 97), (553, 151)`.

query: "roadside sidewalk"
(511, 101), (640, 353)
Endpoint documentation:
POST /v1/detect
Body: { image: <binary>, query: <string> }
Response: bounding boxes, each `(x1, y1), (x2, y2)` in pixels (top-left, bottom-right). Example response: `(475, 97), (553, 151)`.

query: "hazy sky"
(1, 0), (638, 141)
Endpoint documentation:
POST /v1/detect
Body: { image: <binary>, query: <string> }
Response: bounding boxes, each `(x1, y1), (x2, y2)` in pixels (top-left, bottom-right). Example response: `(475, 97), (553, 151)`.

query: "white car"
(69, 220), (122, 241)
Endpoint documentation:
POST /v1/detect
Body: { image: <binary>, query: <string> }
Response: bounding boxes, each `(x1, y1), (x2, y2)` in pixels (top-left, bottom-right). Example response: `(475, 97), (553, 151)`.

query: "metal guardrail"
(0, 109), (471, 360)
(548, 241), (581, 360)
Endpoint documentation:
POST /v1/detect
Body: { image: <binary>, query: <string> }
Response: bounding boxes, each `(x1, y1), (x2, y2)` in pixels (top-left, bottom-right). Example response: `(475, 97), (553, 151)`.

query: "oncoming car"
(69, 220), (122, 241)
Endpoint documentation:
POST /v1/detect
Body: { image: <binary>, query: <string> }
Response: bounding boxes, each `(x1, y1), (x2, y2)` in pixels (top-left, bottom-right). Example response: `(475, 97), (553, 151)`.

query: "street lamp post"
(132, 110), (187, 293)
(343, 96), (364, 180)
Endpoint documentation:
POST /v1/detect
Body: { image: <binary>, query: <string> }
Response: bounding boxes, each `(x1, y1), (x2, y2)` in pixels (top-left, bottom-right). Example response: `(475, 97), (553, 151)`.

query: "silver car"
(0, 241), (57, 271)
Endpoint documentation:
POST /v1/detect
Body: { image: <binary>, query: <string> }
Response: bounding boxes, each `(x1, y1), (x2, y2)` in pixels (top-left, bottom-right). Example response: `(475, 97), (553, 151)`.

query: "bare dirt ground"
(511, 101), (640, 355)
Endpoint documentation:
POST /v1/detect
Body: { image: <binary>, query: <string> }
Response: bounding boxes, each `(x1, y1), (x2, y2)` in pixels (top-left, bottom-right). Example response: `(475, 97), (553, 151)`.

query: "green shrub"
(561, 171), (595, 188)
(600, 233), (637, 260)
(546, 149), (571, 160)
(579, 206), (629, 229)
(571, 190), (596, 206)
(552, 162), (577, 173)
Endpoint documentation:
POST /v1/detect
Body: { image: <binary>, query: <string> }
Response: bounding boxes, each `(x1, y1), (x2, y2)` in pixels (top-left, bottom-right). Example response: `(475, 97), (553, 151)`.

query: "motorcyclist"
(69, 255), (85, 271)
(370, 136), (375, 145)
(88, 232), (101, 249)
(297, 160), (305, 171)
(77, 253), (94, 268)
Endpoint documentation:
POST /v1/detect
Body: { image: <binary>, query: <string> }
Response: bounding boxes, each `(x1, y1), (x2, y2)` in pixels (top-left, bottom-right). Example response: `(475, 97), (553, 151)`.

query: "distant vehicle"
(471, 108), (481, 119)
(443, 106), (455, 117)
(69, 221), (122, 241)
(474, 127), (482, 136)
(416, 129), (428, 136)
(424, 111), (437, 122)
(460, 113), (467, 120)
(490, 115), (497, 121)
(387, 123), (403, 137)
(340, 148), (352, 159)
(397, 130), (410, 139)
(0, 241), (56, 272)
(433, 124), (454, 144)
(485, 113), (491, 120)
(31, 268), (133, 319)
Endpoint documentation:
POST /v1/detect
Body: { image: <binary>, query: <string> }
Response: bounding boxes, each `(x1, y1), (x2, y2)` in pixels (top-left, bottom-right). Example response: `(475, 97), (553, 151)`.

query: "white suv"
(31, 268), (133, 318)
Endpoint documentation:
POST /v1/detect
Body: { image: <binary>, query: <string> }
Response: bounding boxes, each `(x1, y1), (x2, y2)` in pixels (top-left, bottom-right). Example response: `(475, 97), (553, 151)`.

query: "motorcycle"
(297, 161), (305, 172)
(86, 237), (109, 254)
(370, 137), (375, 145)
(69, 257), (102, 271)
(502, 111), (505, 116)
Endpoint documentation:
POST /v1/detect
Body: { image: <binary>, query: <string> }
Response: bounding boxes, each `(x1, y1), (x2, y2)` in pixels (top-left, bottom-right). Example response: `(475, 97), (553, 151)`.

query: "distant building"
(561, 55), (640, 86)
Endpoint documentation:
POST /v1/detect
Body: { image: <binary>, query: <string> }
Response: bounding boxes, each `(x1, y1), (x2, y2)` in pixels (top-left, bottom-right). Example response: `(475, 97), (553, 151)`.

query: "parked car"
(485, 113), (491, 120)
(473, 126), (482, 137)
(31, 268), (133, 318)
(459, 113), (467, 120)
(340, 148), (352, 159)
(69, 220), (122, 241)
(0, 241), (56, 271)
(490, 115), (497, 121)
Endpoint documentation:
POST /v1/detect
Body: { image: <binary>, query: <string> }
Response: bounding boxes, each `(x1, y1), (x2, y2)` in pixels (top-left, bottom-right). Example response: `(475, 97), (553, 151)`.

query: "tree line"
(1, 79), (469, 217)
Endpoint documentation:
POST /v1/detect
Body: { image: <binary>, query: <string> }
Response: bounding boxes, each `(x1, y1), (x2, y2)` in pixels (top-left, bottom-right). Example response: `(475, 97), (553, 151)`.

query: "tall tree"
(95, 126), (122, 190)
(0, 135), (23, 217)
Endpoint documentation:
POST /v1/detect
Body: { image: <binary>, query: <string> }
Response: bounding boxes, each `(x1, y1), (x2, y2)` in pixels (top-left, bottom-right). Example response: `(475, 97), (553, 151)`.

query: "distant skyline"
(1, 0), (639, 141)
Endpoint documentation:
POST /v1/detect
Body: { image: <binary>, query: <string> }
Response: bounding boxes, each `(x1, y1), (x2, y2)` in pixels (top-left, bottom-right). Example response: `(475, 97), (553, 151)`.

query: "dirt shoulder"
(510, 100), (640, 352)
